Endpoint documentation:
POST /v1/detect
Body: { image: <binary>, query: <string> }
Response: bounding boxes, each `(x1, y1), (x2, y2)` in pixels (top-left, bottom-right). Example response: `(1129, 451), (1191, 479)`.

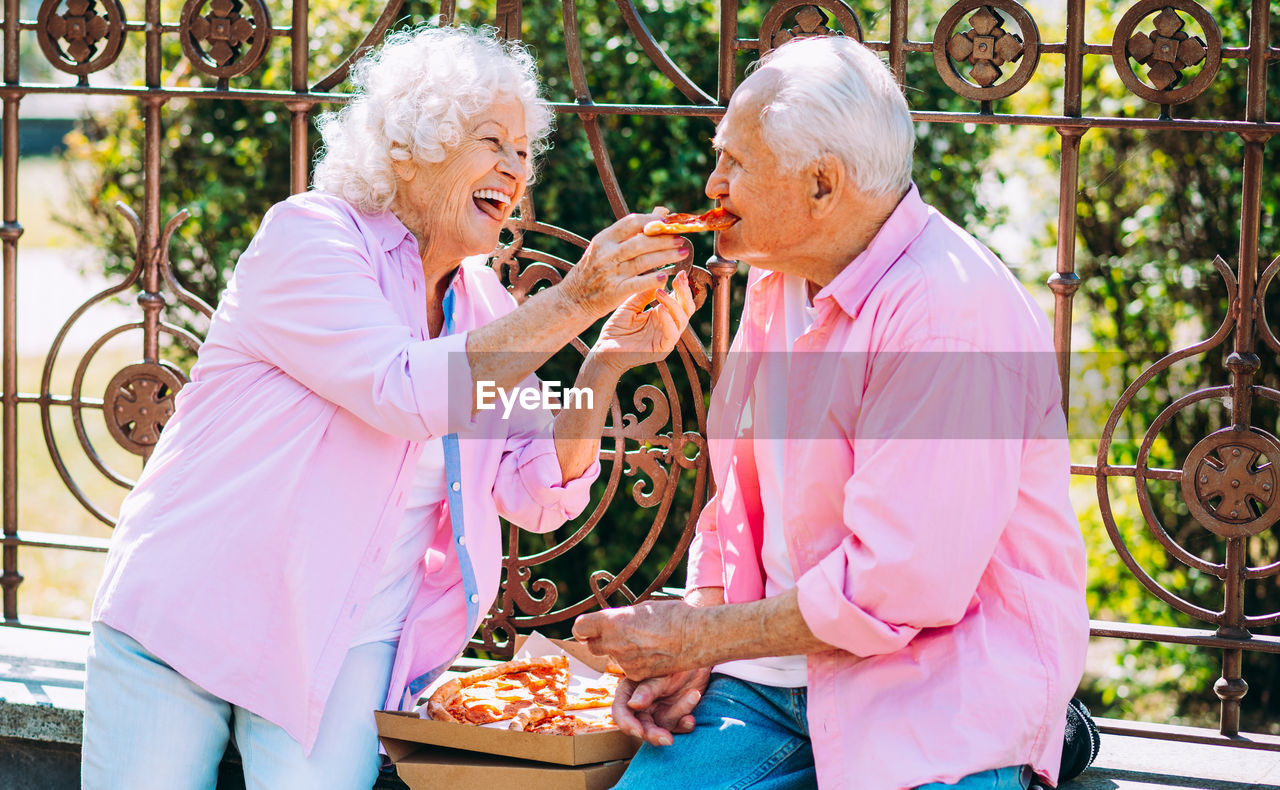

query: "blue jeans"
(81, 623), (395, 790)
(616, 675), (1030, 790)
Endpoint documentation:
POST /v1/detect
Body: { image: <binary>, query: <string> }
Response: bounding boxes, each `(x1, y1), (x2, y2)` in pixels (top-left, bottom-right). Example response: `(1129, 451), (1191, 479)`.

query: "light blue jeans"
(81, 622), (395, 790)
(615, 675), (1030, 790)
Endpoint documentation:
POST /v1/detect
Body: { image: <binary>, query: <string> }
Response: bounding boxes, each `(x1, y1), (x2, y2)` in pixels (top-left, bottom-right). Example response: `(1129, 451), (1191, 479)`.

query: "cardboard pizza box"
(376, 709), (639, 766)
(385, 744), (630, 790)
(376, 635), (641, 769)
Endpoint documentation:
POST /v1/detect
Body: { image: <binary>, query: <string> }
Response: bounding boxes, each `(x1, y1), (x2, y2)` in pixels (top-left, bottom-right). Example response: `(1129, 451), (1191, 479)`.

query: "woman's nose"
(496, 145), (522, 177)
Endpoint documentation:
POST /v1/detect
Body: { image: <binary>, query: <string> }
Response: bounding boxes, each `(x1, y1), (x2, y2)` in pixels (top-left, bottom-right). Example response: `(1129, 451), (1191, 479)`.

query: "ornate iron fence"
(3, 0), (1280, 751)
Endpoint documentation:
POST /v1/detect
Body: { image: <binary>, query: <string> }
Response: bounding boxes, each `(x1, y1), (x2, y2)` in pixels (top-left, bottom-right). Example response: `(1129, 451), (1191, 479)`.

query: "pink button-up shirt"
(93, 191), (597, 753)
(687, 186), (1088, 789)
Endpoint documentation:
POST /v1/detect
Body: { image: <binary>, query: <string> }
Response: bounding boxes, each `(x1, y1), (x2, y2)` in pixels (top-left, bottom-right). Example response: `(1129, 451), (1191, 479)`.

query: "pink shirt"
(687, 186), (1089, 789)
(93, 191), (597, 754)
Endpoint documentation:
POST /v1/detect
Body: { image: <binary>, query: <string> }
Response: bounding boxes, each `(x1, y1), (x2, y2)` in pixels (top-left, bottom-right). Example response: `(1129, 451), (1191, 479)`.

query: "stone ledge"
(0, 700), (82, 746)
(1063, 733), (1280, 789)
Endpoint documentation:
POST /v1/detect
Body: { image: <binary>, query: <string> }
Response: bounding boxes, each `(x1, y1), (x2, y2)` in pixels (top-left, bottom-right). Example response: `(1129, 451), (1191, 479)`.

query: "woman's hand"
(589, 270), (696, 377)
(560, 212), (690, 319)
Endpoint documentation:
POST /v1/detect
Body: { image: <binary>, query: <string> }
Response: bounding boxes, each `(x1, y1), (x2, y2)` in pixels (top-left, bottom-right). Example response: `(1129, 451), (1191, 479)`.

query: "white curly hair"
(313, 25), (554, 214)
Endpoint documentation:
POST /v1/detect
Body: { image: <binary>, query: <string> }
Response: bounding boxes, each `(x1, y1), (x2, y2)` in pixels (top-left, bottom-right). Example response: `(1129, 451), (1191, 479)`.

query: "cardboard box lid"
(390, 744), (630, 790)
(377, 710), (640, 766)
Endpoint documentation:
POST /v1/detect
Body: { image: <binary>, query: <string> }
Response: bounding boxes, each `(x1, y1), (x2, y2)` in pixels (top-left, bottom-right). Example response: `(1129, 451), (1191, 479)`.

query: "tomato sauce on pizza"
(426, 655), (621, 735)
(643, 206), (739, 236)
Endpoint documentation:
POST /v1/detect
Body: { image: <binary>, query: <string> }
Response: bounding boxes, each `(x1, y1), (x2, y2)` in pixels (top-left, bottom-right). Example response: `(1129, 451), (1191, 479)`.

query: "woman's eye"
(484, 137), (502, 147)
(516, 150), (529, 160)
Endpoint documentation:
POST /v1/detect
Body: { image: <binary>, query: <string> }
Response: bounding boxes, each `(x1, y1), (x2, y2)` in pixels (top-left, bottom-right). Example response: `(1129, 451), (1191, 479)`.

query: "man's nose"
(705, 166), (727, 202)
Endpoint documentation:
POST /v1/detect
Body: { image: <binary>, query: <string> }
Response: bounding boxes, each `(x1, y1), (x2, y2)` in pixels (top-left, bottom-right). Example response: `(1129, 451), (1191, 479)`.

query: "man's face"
(704, 74), (813, 269)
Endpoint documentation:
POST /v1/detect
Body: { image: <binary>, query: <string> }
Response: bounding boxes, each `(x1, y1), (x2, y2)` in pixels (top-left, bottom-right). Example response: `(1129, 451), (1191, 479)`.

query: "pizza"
(509, 705), (618, 734)
(642, 206), (739, 236)
(425, 655), (621, 734)
(426, 656), (569, 725)
(565, 671), (621, 710)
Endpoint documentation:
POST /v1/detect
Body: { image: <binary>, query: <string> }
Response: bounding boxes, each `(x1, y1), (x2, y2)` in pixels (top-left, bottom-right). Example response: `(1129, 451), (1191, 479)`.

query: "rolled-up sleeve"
(685, 496), (724, 592)
(227, 200), (472, 440)
(795, 335), (1030, 657)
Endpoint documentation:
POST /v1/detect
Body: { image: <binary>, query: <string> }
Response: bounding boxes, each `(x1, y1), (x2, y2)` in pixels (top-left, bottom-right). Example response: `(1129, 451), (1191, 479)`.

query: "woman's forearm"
(465, 287), (597, 397)
(551, 354), (622, 483)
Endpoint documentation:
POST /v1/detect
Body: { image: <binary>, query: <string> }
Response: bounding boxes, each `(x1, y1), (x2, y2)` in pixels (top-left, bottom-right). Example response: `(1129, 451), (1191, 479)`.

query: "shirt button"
(451, 481), (461, 493)
(469, 594), (479, 604)
(457, 536), (466, 546)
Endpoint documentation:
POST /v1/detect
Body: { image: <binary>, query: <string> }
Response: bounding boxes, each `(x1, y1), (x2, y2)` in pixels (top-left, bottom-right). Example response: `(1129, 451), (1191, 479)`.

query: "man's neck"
(803, 186), (907, 291)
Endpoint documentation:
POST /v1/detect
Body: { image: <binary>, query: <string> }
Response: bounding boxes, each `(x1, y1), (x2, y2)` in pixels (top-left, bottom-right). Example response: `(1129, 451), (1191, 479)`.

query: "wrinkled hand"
(560, 211), (690, 319)
(613, 668), (712, 747)
(590, 270), (695, 375)
(571, 600), (704, 681)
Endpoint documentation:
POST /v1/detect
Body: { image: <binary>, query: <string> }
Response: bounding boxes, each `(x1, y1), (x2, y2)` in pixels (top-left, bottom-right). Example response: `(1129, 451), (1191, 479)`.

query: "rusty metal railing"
(4, 0), (1280, 752)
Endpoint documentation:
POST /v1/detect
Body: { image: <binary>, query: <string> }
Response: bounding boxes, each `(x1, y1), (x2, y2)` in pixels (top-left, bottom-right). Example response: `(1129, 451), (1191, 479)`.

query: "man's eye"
(516, 150), (529, 160)
(484, 137), (502, 147)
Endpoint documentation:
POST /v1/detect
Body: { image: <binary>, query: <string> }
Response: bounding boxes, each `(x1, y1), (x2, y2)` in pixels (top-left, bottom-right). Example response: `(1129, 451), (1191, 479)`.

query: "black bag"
(1058, 697), (1101, 783)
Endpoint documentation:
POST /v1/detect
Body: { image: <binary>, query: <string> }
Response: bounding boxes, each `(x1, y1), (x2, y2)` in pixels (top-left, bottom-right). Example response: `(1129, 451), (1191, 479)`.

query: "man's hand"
(572, 600), (705, 680)
(613, 668), (712, 747)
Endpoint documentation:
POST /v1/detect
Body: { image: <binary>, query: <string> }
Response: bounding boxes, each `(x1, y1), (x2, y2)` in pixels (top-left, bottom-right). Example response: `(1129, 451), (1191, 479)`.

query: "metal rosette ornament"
(1096, 256), (1280, 631)
(758, 1), (863, 55)
(36, 0), (126, 81)
(932, 0), (1041, 103)
(471, 204), (711, 655)
(180, 0), (272, 83)
(1111, 0), (1221, 106)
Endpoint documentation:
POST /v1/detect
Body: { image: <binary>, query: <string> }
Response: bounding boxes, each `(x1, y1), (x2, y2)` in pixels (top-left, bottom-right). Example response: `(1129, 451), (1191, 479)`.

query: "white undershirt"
(351, 438), (447, 647)
(715, 275), (815, 688)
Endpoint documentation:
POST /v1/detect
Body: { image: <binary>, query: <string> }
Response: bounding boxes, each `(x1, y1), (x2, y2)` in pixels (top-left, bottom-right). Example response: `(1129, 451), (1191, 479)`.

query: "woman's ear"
(810, 154), (843, 219)
(390, 156), (418, 183)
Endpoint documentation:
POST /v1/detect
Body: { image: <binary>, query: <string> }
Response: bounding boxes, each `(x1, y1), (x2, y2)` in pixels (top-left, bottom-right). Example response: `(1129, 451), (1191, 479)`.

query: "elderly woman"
(80, 25), (694, 790)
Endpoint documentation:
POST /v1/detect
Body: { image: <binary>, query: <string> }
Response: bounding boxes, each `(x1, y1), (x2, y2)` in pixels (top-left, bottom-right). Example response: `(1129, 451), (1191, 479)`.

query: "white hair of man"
(314, 25), (554, 214)
(751, 35), (914, 200)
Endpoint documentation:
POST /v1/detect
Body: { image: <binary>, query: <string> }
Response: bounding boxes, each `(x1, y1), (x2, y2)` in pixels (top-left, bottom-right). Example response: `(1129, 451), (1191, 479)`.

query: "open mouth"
(472, 189), (512, 221)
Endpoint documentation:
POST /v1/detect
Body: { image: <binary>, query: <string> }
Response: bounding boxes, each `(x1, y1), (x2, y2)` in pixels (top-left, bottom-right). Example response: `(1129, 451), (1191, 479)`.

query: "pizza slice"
(426, 656), (569, 725)
(564, 671), (621, 710)
(509, 705), (618, 734)
(642, 207), (739, 236)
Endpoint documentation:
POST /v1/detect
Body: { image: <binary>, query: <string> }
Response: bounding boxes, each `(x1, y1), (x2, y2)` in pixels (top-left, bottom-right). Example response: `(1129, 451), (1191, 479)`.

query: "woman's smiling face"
(393, 95), (529, 267)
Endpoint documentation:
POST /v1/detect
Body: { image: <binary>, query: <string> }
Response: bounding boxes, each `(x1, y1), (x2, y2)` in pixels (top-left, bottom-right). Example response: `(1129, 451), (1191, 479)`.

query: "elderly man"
(572, 35), (1089, 790)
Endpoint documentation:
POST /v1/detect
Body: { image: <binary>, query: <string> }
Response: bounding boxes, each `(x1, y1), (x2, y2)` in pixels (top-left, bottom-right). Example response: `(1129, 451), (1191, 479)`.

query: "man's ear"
(810, 154), (843, 219)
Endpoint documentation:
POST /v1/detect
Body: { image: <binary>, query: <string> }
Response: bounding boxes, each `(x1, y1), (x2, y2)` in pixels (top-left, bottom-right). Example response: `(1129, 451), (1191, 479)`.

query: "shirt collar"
(816, 182), (930, 319)
(363, 205), (477, 296)
(365, 208), (416, 253)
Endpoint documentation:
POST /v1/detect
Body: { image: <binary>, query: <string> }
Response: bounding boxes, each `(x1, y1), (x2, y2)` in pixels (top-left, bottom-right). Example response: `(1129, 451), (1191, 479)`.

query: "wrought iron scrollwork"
(472, 215), (710, 655)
